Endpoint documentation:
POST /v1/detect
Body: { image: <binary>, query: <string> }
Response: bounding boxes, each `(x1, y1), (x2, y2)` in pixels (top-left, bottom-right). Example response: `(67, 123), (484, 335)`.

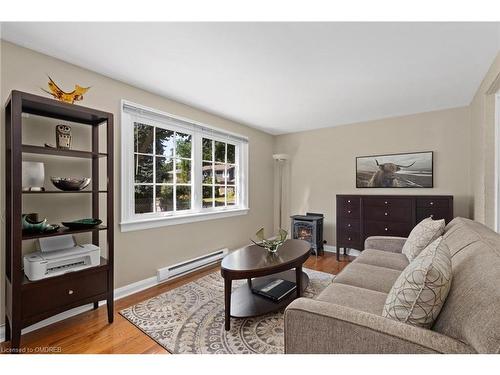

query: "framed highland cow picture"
(356, 151), (433, 188)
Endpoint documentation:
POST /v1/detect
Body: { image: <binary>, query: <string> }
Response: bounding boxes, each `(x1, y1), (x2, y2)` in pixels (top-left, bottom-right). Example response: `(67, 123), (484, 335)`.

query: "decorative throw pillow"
(382, 237), (452, 328)
(402, 217), (445, 262)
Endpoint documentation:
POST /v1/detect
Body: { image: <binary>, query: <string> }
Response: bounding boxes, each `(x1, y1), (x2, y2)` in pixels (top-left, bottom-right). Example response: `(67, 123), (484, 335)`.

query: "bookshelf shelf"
(22, 144), (107, 158)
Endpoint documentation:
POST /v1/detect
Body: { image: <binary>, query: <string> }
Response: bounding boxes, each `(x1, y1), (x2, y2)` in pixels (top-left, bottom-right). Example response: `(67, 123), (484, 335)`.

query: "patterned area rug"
(120, 268), (333, 354)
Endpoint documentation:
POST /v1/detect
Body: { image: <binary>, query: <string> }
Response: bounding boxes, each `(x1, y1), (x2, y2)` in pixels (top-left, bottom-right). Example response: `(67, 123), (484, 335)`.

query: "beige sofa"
(284, 217), (500, 354)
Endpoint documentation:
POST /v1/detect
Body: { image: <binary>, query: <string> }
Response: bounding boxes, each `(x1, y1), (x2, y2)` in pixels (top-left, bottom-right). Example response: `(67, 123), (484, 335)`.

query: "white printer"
(23, 235), (100, 281)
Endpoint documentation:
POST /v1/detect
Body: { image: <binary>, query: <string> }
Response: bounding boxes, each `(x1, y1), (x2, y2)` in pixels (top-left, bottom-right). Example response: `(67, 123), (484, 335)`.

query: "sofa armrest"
(284, 298), (473, 354)
(364, 236), (407, 253)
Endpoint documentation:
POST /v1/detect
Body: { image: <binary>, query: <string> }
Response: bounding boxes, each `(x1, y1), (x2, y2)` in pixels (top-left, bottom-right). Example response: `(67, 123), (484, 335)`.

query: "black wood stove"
(290, 213), (324, 255)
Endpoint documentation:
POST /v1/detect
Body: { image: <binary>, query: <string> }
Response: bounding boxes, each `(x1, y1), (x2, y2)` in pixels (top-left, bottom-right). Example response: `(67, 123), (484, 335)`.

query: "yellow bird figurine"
(42, 76), (90, 104)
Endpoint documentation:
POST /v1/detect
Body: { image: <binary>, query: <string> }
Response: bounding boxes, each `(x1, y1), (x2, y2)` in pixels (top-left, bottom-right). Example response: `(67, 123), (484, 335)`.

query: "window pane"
(202, 138), (213, 161)
(156, 157), (173, 183)
(176, 132), (192, 158)
(156, 128), (174, 157)
(202, 162), (213, 184)
(134, 155), (153, 183)
(176, 186), (191, 210)
(214, 141), (226, 163)
(227, 143), (235, 164)
(202, 185), (214, 208)
(214, 163), (226, 184)
(134, 123), (154, 154)
(156, 185), (173, 212)
(214, 186), (226, 207)
(176, 159), (191, 183)
(227, 165), (237, 185)
(227, 186), (236, 206)
(135, 185), (153, 213)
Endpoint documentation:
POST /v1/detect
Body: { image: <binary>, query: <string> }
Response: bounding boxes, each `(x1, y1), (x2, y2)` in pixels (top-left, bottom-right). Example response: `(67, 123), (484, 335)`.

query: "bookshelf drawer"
(22, 269), (107, 320)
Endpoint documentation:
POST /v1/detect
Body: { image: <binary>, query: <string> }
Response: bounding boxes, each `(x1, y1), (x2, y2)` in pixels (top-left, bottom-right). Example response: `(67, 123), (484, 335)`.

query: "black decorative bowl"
(51, 177), (91, 191)
(61, 218), (102, 230)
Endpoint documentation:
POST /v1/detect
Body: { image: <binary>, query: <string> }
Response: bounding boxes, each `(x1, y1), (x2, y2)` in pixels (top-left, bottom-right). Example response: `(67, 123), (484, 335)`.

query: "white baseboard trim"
(323, 245), (337, 253)
(0, 263), (218, 343)
(114, 275), (158, 300)
(323, 245), (361, 257)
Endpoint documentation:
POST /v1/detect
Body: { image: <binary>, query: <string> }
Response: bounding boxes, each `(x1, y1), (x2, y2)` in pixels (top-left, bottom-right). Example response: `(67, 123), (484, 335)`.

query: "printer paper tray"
(22, 257), (108, 287)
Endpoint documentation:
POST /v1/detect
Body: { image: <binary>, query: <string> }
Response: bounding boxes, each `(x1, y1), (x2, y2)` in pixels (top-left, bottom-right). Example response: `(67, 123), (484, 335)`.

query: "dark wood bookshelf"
(4, 90), (114, 353)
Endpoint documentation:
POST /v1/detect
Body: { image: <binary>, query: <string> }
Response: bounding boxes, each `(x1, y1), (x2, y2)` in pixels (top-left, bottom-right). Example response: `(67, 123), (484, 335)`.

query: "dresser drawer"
(364, 197), (412, 208)
(364, 205), (412, 223)
(416, 207), (451, 223)
(338, 197), (360, 215)
(22, 269), (108, 319)
(338, 196), (360, 207)
(339, 205), (360, 219)
(417, 198), (450, 209)
(338, 218), (360, 233)
(365, 221), (413, 238)
(338, 231), (361, 247)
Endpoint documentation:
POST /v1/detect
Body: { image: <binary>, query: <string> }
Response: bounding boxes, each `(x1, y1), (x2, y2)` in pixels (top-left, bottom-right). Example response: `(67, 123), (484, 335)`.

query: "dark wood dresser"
(336, 194), (453, 261)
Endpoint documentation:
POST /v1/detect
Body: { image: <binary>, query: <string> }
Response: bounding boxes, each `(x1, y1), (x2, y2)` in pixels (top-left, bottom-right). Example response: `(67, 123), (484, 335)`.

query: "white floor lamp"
(273, 153), (290, 231)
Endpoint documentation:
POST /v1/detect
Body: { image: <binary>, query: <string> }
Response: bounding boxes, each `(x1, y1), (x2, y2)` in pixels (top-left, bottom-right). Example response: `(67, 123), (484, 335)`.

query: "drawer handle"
(347, 224), (351, 227)
(348, 210), (351, 214)
(385, 227), (388, 231)
(347, 200), (351, 203)
(384, 212), (388, 216)
(430, 201), (434, 206)
(348, 237), (351, 241)
(430, 214), (434, 218)
(384, 201), (388, 204)
(68, 289), (74, 295)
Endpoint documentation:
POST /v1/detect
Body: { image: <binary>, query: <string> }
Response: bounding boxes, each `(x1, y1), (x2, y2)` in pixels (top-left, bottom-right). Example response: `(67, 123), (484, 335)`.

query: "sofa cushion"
(433, 218), (500, 353)
(402, 217), (445, 261)
(354, 249), (410, 271)
(333, 263), (402, 293)
(364, 236), (407, 253)
(442, 218), (480, 257)
(382, 237), (452, 328)
(316, 283), (388, 315)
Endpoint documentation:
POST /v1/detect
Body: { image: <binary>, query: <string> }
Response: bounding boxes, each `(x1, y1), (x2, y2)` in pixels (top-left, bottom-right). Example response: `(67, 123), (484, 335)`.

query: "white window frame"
(120, 100), (249, 232)
(200, 135), (240, 211)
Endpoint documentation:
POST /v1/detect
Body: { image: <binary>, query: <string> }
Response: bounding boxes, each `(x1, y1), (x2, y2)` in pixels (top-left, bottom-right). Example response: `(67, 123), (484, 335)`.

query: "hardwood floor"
(1, 251), (354, 354)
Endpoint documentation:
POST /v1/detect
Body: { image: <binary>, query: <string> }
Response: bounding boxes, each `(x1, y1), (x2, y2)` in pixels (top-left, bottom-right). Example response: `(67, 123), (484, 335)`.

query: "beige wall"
(0, 41), (275, 326)
(274, 107), (472, 246)
(0, 39), (498, 333)
(469, 52), (500, 229)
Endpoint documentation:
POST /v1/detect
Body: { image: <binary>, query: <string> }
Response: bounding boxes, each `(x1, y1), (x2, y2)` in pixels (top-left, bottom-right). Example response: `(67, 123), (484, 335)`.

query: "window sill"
(120, 208), (249, 232)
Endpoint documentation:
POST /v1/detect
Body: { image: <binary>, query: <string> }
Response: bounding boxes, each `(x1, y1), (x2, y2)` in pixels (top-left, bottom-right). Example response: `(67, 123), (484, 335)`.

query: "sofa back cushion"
(402, 217), (445, 261)
(432, 218), (500, 353)
(383, 237), (452, 328)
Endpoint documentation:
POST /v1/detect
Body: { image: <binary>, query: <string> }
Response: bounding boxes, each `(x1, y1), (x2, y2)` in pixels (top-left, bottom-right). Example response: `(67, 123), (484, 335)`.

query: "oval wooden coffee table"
(220, 239), (311, 331)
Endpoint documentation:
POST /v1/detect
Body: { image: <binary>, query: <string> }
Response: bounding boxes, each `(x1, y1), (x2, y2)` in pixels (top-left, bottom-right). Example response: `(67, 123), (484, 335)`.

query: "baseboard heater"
(157, 248), (229, 282)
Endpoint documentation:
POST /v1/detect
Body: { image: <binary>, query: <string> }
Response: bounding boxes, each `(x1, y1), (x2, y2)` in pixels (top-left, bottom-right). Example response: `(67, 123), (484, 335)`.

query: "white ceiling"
(2, 22), (499, 134)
